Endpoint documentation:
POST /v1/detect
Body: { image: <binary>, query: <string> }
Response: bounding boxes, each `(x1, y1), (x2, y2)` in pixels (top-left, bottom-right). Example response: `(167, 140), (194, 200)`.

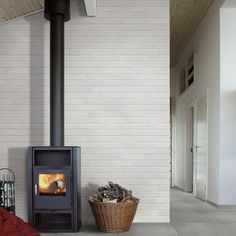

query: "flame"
(39, 174), (66, 195)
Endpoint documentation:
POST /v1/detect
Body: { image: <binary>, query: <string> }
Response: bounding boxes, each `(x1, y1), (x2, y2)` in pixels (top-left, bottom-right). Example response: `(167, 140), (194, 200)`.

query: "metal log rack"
(0, 168), (15, 214)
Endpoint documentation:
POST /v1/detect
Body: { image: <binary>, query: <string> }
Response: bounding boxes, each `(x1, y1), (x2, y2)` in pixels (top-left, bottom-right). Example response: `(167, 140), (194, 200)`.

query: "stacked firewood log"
(89, 182), (139, 203)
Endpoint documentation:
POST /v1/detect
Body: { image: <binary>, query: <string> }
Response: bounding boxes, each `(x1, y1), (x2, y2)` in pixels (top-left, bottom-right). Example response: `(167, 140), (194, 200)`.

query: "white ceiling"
(0, 0), (214, 66)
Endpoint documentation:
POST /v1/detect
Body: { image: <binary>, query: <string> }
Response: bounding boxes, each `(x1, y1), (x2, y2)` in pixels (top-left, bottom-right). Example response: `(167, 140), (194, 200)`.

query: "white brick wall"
(0, 0), (170, 223)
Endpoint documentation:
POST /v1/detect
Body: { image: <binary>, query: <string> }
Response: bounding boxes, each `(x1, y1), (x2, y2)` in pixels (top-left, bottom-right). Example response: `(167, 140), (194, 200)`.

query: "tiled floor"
(170, 188), (236, 236)
(42, 189), (236, 236)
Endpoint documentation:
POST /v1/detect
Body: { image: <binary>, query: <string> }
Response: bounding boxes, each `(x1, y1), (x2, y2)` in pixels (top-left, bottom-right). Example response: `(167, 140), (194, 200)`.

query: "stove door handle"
(34, 184), (38, 195)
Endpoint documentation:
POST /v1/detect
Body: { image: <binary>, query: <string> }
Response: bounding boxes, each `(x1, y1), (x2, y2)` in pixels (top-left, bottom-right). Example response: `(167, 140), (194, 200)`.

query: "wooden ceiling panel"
(171, 0), (214, 66)
(0, 0), (43, 23)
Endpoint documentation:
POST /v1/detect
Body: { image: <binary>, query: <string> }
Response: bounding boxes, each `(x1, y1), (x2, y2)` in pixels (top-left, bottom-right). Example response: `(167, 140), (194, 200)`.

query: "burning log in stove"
(39, 174), (66, 196)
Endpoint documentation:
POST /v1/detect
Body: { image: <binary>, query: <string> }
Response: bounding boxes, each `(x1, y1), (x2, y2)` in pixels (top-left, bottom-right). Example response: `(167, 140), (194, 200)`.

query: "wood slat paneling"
(171, 0), (214, 66)
(0, 0), (170, 222)
(0, 0), (43, 23)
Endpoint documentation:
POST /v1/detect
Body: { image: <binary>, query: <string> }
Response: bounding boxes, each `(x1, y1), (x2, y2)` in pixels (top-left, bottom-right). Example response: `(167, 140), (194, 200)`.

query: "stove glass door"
(34, 169), (71, 210)
(39, 173), (66, 196)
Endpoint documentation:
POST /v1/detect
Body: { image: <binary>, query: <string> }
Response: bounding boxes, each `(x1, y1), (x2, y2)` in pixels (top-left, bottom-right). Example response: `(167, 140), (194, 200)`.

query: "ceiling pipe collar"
(44, 0), (70, 22)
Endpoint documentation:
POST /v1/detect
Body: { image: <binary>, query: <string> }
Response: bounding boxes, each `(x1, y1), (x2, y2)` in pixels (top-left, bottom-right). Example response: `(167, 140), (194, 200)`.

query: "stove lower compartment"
(27, 146), (81, 232)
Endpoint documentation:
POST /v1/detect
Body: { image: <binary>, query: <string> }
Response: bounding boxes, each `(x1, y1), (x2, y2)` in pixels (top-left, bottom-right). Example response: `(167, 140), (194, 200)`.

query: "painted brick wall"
(0, 0), (170, 222)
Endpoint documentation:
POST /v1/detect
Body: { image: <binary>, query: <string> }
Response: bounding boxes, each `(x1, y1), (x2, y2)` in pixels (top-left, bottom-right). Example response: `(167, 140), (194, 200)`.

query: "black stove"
(27, 146), (81, 232)
(27, 0), (81, 232)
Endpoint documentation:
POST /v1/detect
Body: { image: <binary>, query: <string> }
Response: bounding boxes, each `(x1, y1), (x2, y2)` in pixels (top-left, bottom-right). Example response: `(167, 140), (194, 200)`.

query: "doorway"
(184, 93), (208, 201)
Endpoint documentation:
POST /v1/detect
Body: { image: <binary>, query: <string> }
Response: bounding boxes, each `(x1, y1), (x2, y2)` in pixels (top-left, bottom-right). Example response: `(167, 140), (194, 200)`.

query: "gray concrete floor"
(170, 188), (236, 236)
(42, 188), (236, 236)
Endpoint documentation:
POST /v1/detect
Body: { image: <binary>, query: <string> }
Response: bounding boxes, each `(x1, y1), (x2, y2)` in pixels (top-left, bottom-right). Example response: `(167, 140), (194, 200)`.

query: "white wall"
(0, 0), (170, 222)
(171, 0), (223, 204)
(219, 3), (236, 204)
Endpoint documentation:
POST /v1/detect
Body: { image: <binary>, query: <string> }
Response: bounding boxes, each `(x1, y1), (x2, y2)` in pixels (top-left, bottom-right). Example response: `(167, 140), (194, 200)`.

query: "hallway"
(170, 188), (236, 236)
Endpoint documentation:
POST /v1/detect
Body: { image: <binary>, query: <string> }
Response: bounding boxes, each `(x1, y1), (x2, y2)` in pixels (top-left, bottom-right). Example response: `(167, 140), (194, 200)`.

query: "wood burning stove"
(27, 0), (81, 232)
(28, 147), (81, 232)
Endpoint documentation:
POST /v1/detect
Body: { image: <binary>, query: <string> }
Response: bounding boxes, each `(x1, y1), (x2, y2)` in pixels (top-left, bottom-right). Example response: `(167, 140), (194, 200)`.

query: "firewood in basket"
(102, 198), (118, 203)
(89, 182), (138, 203)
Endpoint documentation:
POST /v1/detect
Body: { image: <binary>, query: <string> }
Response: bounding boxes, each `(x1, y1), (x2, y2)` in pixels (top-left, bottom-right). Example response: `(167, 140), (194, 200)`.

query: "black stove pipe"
(49, 13), (65, 147)
(44, 0), (70, 146)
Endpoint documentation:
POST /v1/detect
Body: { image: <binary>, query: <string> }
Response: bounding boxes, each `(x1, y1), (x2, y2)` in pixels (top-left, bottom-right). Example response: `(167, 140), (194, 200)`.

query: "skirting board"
(207, 200), (236, 209)
(172, 186), (185, 191)
(173, 186), (236, 209)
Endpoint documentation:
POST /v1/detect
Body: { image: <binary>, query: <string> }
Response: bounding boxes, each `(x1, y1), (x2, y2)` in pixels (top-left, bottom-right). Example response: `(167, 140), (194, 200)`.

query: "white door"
(195, 94), (207, 201)
(185, 106), (194, 193)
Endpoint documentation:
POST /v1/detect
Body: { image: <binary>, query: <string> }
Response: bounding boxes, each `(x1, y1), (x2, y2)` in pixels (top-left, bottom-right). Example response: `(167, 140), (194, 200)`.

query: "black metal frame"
(0, 168), (15, 215)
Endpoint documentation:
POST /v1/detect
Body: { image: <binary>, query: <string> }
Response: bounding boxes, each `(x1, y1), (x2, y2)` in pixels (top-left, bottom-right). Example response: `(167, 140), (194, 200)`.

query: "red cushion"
(0, 207), (40, 236)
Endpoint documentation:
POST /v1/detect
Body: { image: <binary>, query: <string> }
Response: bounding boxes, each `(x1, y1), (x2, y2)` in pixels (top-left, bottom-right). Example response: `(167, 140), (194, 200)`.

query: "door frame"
(193, 91), (208, 200)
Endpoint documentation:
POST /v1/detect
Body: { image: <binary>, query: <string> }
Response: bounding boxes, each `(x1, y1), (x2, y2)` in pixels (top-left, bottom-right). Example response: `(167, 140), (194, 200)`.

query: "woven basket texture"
(89, 200), (138, 233)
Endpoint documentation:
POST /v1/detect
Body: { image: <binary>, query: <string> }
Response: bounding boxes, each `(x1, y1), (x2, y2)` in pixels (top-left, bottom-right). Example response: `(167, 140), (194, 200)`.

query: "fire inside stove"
(39, 174), (66, 196)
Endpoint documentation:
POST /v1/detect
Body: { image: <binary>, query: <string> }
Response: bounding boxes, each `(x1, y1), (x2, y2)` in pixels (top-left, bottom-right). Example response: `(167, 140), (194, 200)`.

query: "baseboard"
(172, 187), (236, 209)
(172, 185), (185, 191)
(207, 200), (218, 208)
(207, 200), (236, 209)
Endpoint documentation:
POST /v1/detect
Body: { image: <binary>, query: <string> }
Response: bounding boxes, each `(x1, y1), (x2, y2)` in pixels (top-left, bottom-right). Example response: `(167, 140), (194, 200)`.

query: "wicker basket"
(89, 200), (139, 233)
